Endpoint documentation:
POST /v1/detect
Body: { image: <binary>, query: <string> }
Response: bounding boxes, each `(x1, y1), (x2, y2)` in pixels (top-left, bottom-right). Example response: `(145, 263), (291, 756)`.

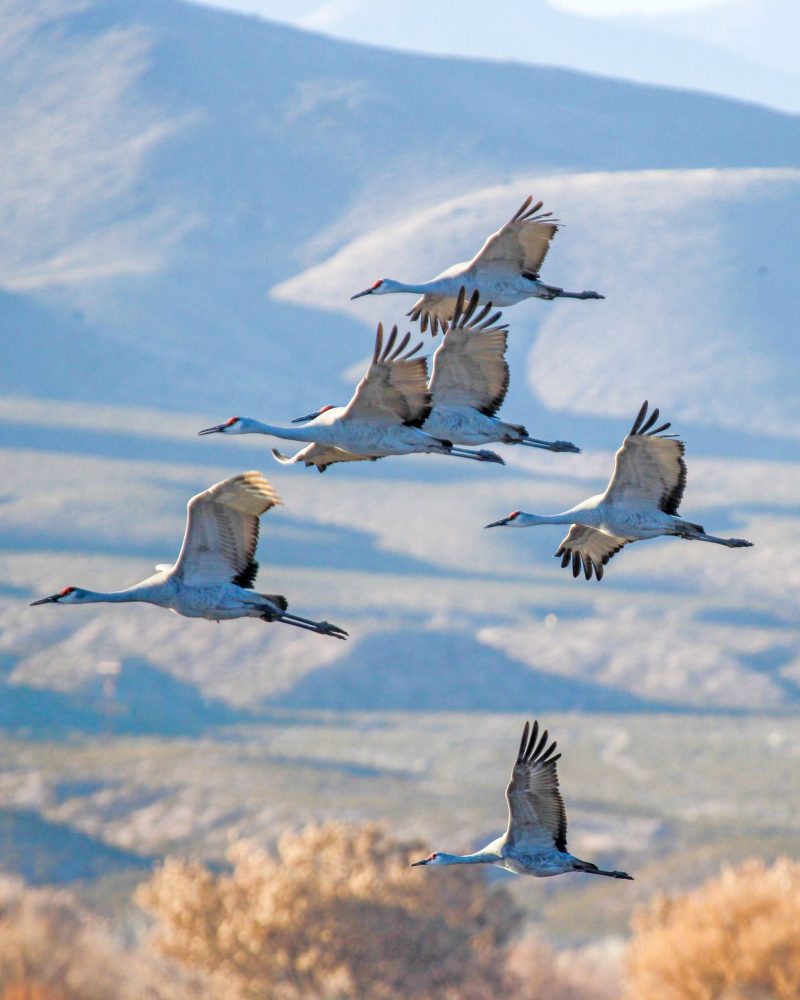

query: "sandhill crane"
(270, 442), (380, 474)
(199, 325), (503, 469)
(30, 471), (347, 638)
(484, 401), (753, 580)
(411, 720), (633, 880)
(423, 288), (580, 453)
(351, 195), (604, 334)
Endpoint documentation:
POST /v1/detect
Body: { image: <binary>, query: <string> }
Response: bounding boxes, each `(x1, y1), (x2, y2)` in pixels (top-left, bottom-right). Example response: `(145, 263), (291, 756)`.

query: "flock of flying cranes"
(30, 195), (755, 883)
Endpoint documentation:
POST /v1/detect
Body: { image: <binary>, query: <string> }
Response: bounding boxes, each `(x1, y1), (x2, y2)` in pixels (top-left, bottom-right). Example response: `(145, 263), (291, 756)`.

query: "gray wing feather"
(172, 471), (281, 586)
(504, 720), (567, 852)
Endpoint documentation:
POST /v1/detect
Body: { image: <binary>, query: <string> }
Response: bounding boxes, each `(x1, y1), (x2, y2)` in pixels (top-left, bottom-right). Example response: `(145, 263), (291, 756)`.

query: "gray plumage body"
(30, 472), (347, 638)
(422, 288), (580, 453)
(485, 401), (753, 580)
(411, 720), (633, 881)
(200, 323), (503, 470)
(350, 196), (604, 334)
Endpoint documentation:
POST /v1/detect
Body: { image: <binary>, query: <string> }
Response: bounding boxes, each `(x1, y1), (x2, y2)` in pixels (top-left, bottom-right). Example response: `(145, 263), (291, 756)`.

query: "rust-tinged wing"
(429, 288), (510, 417)
(605, 401), (686, 515)
(173, 471), (282, 587)
(342, 323), (431, 427)
(469, 195), (559, 276)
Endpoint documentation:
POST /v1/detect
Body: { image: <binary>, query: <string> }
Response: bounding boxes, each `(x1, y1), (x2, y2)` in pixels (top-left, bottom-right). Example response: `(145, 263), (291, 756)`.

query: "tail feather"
(674, 519), (705, 536)
(261, 594), (288, 612)
(573, 859), (633, 880)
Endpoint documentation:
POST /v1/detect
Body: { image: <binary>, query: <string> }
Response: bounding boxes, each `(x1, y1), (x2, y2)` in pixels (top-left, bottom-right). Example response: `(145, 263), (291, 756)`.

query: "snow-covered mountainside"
(3, 0), (800, 421)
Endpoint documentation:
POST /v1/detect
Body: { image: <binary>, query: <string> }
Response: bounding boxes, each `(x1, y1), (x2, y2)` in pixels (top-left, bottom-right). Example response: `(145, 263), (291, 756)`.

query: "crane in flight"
(484, 401), (754, 580)
(30, 471), (347, 638)
(411, 720), (633, 880)
(351, 195), (604, 334)
(423, 288), (580, 453)
(200, 324), (503, 469)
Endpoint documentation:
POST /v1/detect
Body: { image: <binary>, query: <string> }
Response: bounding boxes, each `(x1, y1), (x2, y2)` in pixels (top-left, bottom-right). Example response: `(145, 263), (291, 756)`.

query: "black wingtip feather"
(639, 406), (660, 434)
(511, 195), (534, 222)
(630, 400), (649, 435)
(659, 445), (688, 515)
(461, 289), (481, 326)
(373, 323), (384, 364)
(518, 719), (559, 769)
(533, 727), (549, 759)
(232, 559), (259, 589)
(262, 593), (288, 612)
(452, 286), (466, 325)
(517, 721), (530, 760)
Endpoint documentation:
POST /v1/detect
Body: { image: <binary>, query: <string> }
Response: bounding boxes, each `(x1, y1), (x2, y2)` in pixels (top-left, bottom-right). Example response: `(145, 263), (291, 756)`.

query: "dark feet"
(319, 621), (349, 639)
(549, 440), (581, 453)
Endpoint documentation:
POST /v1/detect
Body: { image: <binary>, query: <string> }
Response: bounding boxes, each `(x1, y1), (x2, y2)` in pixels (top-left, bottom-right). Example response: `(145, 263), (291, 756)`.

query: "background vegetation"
(3, 823), (799, 1000)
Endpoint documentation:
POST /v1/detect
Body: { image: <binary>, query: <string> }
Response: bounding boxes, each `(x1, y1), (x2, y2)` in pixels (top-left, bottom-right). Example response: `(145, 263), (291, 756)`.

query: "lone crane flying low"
(31, 472), (348, 638)
(411, 720), (633, 880)
(485, 401), (754, 579)
(351, 195), (604, 334)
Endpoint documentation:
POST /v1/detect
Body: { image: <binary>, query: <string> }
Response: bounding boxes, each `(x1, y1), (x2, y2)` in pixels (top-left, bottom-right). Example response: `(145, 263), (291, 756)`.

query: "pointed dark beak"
(484, 516), (512, 529)
(198, 423), (226, 436)
(350, 287), (374, 300)
(409, 859), (429, 867)
(30, 594), (60, 606)
(291, 411), (321, 424)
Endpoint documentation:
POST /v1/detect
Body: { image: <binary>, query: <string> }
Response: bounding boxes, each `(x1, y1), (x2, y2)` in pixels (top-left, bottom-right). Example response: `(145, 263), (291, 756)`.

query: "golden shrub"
(624, 857), (800, 1000)
(2, 983), (67, 1000)
(137, 820), (522, 1000)
(0, 876), (203, 1000)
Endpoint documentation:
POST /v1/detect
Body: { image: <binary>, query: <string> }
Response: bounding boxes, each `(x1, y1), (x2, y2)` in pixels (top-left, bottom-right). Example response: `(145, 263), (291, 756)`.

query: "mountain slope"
(3, 0), (800, 417)
(274, 167), (800, 445)
(1, 0), (798, 709)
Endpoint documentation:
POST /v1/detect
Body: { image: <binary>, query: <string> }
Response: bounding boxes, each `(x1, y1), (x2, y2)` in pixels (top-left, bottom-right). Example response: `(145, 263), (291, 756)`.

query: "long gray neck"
(236, 418), (332, 444)
(385, 278), (446, 295)
(76, 582), (168, 605)
(437, 850), (501, 866)
(517, 511), (581, 526)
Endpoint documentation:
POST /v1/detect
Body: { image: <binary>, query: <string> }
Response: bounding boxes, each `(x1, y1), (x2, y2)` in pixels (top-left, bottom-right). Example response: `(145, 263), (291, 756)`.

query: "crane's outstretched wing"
(271, 444), (379, 473)
(604, 401), (685, 514)
(555, 525), (630, 581)
(408, 293), (455, 337)
(504, 720), (567, 852)
(429, 288), (509, 417)
(342, 324), (431, 427)
(407, 198), (558, 334)
(172, 471), (281, 588)
(469, 195), (559, 277)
